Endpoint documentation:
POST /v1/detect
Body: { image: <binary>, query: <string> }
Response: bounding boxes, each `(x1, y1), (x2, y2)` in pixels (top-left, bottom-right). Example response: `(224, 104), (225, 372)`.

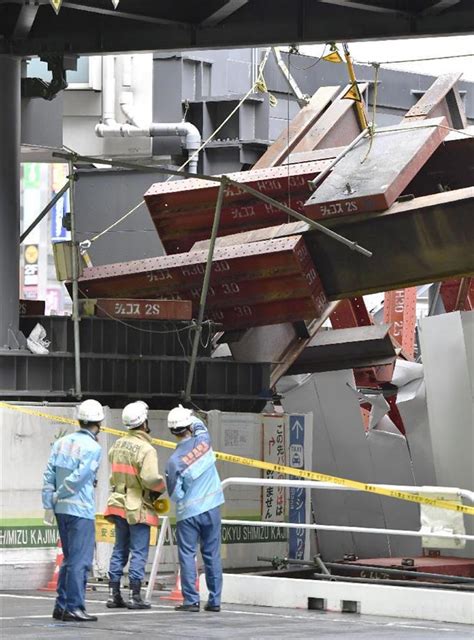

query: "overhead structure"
(1, 1), (473, 57)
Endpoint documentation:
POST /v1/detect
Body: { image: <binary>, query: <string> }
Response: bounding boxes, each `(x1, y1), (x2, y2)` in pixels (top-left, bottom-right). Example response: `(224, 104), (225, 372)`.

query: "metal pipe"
(309, 127), (369, 189)
(220, 477), (474, 504)
(52, 151), (217, 184)
(261, 556), (474, 584)
(68, 159), (82, 399)
(222, 519), (474, 542)
(184, 179), (226, 402)
(310, 573), (473, 591)
(20, 182), (69, 244)
(224, 177), (372, 258)
(95, 121), (201, 173)
(324, 561), (474, 584)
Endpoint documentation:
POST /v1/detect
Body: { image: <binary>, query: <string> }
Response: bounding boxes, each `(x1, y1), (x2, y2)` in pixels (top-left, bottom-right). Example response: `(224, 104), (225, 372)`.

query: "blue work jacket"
(165, 419), (224, 522)
(42, 429), (102, 520)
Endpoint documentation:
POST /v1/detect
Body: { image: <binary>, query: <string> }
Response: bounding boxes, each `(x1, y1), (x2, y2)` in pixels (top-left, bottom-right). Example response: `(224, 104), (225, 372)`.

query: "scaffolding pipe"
(257, 556), (474, 584)
(184, 179), (226, 402)
(310, 573), (473, 592)
(20, 182), (69, 244)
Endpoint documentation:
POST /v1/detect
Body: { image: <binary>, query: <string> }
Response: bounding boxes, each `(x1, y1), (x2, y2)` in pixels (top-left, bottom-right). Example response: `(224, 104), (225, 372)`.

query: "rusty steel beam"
(85, 298), (193, 321)
(305, 187), (474, 299)
(383, 288), (417, 359)
(76, 236), (329, 331)
(330, 297), (371, 329)
(403, 73), (467, 129)
(253, 86), (341, 169)
(291, 84), (368, 153)
(440, 278), (474, 312)
(145, 161), (328, 254)
(304, 117), (449, 219)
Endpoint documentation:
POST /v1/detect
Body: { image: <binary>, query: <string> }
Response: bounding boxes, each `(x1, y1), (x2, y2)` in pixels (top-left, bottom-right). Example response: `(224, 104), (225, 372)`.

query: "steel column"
(0, 57), (21, 349)
(68, 159), (82, 398)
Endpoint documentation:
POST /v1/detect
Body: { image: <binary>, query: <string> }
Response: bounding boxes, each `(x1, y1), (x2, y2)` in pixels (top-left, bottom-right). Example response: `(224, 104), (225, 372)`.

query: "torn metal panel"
(366, 430), (421, 558)
(304, 118), (449, 219)
(279, 370), (391, 559)
(286, 324), (396, 375)
(305, 187), (474, 299)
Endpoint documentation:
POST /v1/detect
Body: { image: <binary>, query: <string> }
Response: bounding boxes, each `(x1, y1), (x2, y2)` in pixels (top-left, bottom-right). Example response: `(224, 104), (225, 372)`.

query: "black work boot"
(127, 579), (151, 609)
(106, 581), (127, 609)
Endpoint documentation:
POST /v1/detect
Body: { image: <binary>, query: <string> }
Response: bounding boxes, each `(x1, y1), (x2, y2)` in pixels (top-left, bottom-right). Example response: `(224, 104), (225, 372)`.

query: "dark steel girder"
(1, 0), (474, 57)
(306, 187), (474, 299)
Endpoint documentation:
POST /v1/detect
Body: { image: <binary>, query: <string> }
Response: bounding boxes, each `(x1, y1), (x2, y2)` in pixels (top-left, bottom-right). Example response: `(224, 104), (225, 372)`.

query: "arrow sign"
(290, 419), (304, 439)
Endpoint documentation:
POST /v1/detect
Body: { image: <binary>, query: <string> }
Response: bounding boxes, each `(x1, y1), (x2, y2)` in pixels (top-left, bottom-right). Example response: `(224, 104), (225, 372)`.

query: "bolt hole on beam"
(341, 600), (360, 614)
(308, 597), (327, 611)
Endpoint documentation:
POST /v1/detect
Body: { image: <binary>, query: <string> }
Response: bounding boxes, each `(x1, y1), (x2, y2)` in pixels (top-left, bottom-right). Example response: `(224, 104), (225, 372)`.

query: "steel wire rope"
(353, 52), (474, 66)
(360, 63), (380, 164)
(78, 49), (273, 251)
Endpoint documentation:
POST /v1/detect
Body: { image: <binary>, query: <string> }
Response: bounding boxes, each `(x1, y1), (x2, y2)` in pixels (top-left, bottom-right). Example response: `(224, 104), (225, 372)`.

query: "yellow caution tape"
(1, 401), (472, 516)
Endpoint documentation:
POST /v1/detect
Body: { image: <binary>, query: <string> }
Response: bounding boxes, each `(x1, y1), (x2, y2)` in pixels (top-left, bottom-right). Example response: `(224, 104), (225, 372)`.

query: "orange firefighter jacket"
(104, 430), (165, 526)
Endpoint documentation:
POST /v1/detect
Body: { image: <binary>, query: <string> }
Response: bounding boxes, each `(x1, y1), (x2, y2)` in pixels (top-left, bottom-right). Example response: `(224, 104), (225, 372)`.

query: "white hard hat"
(77, 399), (105, 424)
(122, 401), (149, 430)
(167, 404), (193, 431)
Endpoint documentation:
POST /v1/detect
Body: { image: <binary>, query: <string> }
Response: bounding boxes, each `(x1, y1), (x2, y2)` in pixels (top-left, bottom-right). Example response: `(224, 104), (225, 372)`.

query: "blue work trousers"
(55, 513), (95, 611)
(108, 516), (151, 582)
(176, 507), (222, 607)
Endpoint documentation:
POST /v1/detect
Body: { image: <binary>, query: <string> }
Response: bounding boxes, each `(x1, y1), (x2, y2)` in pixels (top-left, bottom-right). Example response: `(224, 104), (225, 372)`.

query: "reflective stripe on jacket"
(42, 429), (102, 520)
(165, 418), (224, 522)
(104, 430), (165, 526)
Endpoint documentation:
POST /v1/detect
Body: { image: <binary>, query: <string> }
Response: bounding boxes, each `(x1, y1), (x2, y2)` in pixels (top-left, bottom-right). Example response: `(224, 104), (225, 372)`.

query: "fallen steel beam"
(253, 86), (340, 168)
(145, 161), (328, 253)
(76, 236), (329, 331)
(286, 324), (396, 375)
(304, 118), (449, 219)
(403, 72), (467, 129)
(306, 187), (474, 298)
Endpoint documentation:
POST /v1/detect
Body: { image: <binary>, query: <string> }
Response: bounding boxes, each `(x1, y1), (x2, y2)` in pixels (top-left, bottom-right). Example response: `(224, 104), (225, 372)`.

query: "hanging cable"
(360, 63), (380, 165)
(354, 52), (474, 66)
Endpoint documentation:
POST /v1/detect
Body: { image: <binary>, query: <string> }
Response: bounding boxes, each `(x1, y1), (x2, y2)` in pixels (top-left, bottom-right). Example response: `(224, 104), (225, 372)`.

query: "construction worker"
(104, 401), (166, 610)
(42, 398), (104, 622)
(166, 405), (225, 613)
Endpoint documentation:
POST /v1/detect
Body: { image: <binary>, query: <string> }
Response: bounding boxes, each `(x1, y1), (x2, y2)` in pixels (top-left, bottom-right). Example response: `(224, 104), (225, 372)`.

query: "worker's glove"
(52, 492), (58, 505)
(43, 509), (56, 526)
(152, 497), (171, 515)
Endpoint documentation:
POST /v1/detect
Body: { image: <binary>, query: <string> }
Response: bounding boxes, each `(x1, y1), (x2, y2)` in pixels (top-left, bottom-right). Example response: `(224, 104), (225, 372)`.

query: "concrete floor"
(1, 591), (473, 639)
